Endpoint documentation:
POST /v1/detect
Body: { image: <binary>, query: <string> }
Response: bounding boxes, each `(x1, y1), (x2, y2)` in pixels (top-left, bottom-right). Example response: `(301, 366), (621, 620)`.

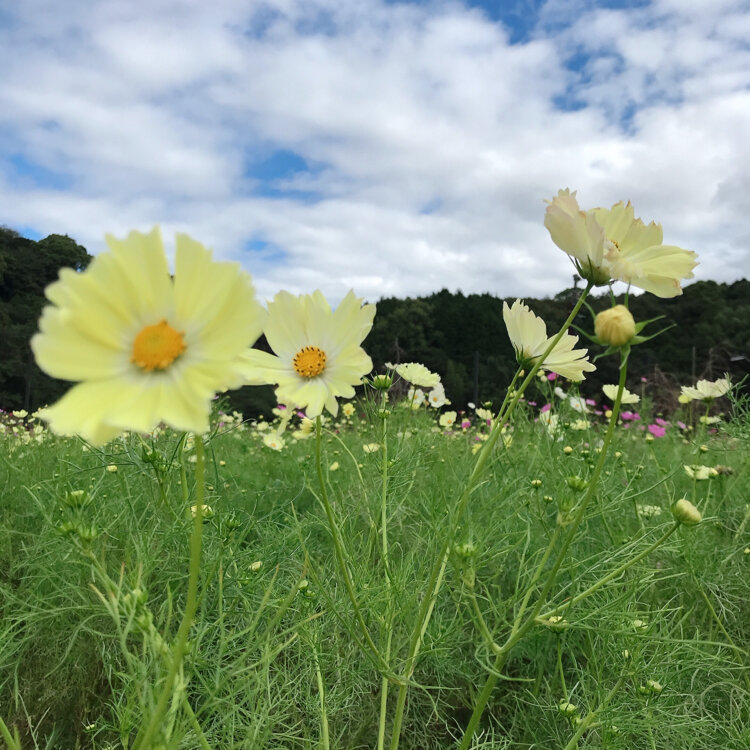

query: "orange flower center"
(293, 346), (327, 378)
(131, 320), (186, 371)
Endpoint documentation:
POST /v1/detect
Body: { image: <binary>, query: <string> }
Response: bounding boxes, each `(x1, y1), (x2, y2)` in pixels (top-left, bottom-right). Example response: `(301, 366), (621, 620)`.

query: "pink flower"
(655, 417), (668, 426)
(586, 399), (596, 406)
(648, 424), (666, 438)
(547, 372), (558, 381)
(621, 411), (640, 421)
(641, 376), (648, 383)
(528, 401), (537, 406)
(461, 419), (471, 429)
(541, 403), (551, 413)
(677, 421), (687, 430)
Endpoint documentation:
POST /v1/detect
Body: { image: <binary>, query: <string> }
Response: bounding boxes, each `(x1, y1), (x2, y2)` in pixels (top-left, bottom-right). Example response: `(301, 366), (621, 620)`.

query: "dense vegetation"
(1, 394), (748, 749)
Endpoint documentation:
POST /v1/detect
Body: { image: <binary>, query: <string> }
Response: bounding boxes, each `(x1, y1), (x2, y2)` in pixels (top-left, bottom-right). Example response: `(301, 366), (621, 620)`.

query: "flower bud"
(594, 305), (636, 347)
(371, 374), (393, 391)
(558, 700), (578, 716)
(672, 498), (702, 525)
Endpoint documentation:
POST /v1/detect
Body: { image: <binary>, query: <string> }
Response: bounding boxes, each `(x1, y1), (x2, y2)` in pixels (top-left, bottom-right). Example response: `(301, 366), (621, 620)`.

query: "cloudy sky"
(1, 0), (749, 304)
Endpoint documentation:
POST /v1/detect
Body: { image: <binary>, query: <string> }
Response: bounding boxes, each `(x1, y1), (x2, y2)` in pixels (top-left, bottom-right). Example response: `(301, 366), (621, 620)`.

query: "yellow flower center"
(131, 319), (186, 371)
(293, 346), (327, 378)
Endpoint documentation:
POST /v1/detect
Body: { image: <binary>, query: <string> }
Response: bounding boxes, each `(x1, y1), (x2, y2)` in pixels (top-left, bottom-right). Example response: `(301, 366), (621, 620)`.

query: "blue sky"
(1, 0), (749, 303)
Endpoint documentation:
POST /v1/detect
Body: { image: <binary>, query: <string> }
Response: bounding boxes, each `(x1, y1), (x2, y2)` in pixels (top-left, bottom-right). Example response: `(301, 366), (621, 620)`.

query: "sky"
(1, 0), (749, 304)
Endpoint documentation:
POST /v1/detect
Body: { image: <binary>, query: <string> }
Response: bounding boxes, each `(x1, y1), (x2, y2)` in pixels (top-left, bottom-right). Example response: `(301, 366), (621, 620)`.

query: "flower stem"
(377, 403), (394, 750)
(0, 716), (20, 750)
(390, 283), (595, 750)
(536, 522), (680, 622)
(457, 347), (628, 750)
(132, 435), (206, 750)
(314, 416), (388, 671)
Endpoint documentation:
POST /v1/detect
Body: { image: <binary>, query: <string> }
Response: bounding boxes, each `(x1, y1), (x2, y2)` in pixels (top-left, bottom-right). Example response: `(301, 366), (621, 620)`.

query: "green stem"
(536, 522), (680, 622)
(0, 716), (20, 750)
(557, 639), (568, 698)
(561, 675), (627, 750)
(390, 283), (594, 750)
(132, 435), (206, 750)
(693, 575), (750, 692)
(377, 405), (393, 750)
(457, 346), (628, 750)
(314, 417), (387, 671)
(313, 643), (330, 750)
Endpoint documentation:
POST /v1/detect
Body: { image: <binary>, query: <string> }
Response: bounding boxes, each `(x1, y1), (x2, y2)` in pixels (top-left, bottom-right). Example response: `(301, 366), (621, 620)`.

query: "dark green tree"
(0, 228), (92, 410)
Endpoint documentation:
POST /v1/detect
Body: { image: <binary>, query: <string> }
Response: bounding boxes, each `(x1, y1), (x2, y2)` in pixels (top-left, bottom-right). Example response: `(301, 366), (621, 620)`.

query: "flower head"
(392, 362), (440, 388)
(31, 228), (265, 445)
(427, 383), (448, 408)
(673, 498), (701, 525)
(439, 410), (457, 428)
(680, 377), (731, 402)
(545, 189), (697, 297)
(503, 300), (595, 381)
(602, 384), (639, 404)
(595, 305), (636, 347)
(240, 290), (375, 418)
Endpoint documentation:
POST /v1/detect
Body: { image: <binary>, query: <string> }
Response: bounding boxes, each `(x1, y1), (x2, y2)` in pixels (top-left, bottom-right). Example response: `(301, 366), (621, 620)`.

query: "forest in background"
(2, 226), (748, 416)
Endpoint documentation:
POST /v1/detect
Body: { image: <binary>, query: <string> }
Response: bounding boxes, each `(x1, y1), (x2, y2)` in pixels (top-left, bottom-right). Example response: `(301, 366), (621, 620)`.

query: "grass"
(1, 388), (749, 749)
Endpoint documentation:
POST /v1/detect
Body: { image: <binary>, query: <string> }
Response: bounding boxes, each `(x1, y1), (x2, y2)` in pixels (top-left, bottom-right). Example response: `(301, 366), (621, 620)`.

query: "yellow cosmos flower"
(391, 362), (440, 388)
(680, 377), (731, 401)
(240, 290), (375, 418)
(545, 189), (698, 297)
(503, 300), (595, 381)
(31, 227), (265, 445)
(602, 384), (639, 404)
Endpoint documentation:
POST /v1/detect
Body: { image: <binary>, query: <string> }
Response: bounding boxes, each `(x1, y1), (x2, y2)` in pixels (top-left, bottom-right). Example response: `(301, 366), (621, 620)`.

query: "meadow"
(2, 378), (748, 749)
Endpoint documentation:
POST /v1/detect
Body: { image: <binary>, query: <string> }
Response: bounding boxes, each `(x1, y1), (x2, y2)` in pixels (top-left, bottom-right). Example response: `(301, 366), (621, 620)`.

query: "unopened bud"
(371, 374), (393, 391)
(566, 475), (588, 492)
(558, 700), (578, 716)
(594, 305), (636, 347)
(672, 498), (701, 525)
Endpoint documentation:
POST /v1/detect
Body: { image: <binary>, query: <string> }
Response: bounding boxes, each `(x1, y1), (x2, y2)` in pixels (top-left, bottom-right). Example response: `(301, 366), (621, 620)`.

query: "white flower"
(262, 433), (285, 451)
(568, 396), (588, 413)
(680, 377), (731, 402)
(406, 387), (425, 408)
(427, 383), (448, 408)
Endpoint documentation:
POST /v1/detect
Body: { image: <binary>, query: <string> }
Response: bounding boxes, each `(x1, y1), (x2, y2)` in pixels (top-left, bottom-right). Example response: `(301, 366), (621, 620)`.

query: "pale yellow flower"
(32, 228), (265, 445)
(393, 362), (440, 388)
(439, 410), (457, 428)
(342, 402), (356, 417)
(594, 305), (635, 347)
(602, 384), (639, 404)
(684, 465), (717, 480)
(545, 189), (697, 297)
(363, 443), (380, 453)
(239, 290), (375, 418)
(680, 377), (731, 402)
(503, 300), (595, 381)
(262, 433), (285, 451)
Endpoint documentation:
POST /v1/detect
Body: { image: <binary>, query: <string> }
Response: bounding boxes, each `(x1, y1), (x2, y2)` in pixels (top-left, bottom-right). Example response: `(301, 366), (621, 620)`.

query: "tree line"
(2, 226), (748, 416)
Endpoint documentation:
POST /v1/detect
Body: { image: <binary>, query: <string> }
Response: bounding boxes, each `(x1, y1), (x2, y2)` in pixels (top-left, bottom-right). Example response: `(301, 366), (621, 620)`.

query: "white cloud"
(0, 0), (748, 306)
